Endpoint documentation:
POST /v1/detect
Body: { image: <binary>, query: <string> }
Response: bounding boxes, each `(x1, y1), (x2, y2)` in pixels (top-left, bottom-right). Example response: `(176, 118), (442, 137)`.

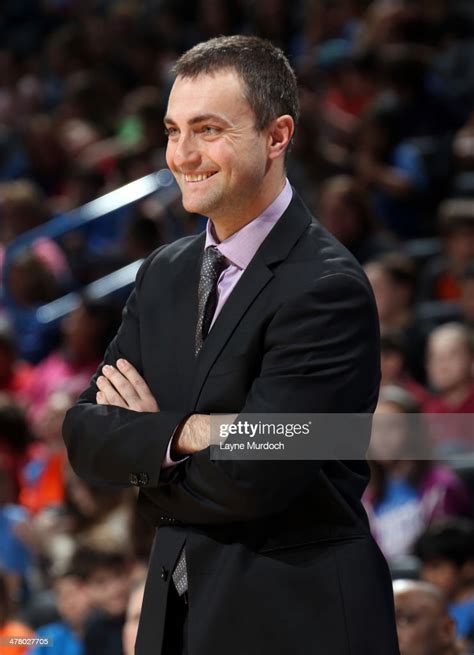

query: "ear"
(267, 115), (295, 161)
(439, 614), (456, 648)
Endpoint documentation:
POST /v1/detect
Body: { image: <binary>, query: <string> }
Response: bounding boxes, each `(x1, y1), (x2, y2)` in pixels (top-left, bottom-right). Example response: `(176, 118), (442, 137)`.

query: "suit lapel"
(171, 233), (205, 402)
(190, 192), (312, 408)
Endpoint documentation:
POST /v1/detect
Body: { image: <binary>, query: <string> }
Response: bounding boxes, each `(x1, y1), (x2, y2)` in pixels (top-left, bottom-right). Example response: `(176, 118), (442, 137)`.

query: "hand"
(96, 359), (159, 412)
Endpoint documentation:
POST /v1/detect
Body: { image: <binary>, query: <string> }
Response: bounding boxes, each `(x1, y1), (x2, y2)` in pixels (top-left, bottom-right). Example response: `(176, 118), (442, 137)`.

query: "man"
(63, 35), (399, 654)
(393, 580), (461, 655)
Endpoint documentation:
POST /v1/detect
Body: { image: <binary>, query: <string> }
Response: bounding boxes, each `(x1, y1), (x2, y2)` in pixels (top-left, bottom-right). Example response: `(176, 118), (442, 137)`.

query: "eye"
(164, 127), (179, 138)
(200, 125), (220, 135)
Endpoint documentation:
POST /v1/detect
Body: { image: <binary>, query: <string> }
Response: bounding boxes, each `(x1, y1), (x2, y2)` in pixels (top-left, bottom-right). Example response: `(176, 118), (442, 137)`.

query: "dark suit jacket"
(63, 192), (400, 655)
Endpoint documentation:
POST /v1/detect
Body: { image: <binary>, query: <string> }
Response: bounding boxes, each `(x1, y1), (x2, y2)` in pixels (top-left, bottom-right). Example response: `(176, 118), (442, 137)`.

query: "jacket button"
(138, 472), (149, 486)
(129, 473), (138, 486)
(161, 566), (169, 582)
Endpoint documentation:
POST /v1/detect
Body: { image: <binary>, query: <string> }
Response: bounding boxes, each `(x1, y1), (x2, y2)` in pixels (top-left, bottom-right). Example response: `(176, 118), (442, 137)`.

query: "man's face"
(426, 332), (472, 392)
(420, 559), (461, 600)
(54, 576), (91, 629)
(86, 567), (130, 617)
(395, 590), (455, 655)
(165, 69), (272, 225)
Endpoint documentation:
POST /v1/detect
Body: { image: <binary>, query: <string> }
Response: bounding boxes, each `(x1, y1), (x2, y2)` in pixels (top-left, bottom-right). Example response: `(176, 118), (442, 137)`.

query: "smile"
(184, 172), (217, 183)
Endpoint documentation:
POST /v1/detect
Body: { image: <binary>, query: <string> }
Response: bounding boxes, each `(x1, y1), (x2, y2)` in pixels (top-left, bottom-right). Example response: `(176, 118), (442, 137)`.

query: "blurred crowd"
(0, 1), (473, 654)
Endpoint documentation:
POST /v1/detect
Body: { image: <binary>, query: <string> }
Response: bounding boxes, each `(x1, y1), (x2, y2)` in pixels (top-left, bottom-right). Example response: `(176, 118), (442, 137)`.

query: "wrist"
(171, 414), (210, 456)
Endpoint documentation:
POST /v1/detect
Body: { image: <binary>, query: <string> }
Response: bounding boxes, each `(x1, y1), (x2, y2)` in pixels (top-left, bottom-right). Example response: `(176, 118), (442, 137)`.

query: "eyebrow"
(163, 113), (231, 127)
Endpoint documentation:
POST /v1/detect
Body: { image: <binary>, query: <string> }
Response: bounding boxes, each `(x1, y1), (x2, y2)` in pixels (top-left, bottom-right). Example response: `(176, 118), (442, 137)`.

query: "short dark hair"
(414, 520), (474, 567)
(67, 544), (130, 581)
(438, 199), (474, 237)
(375, 253), (417, 289)
(173, 35), (299, 133)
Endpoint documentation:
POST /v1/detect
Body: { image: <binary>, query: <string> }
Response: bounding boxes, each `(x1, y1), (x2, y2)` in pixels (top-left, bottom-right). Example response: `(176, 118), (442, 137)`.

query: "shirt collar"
(204, 178), (293, 270)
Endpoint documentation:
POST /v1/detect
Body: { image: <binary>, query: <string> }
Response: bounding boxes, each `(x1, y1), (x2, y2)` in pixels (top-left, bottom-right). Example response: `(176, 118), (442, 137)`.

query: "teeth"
(184, 172), (215, 182)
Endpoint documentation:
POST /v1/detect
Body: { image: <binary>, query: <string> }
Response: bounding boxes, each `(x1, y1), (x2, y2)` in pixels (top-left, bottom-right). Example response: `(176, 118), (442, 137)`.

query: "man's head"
(426, 323), (474, 394)
(380, 333), (409, 385)
(438, 199), (474, 269)
(364, 254), (416, 324)
(393, 579), (457, 655)
(165, 36), (299, 236)
(69, 543), (132, 617)
(52, 572), (92, 632)
(414, 520), (474, 601)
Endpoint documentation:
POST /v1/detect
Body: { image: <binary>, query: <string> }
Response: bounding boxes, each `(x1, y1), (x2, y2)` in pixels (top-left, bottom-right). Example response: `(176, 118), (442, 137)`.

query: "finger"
(96, 376), (128, 408)
(102, 365), (141, 404)
(96, 391), (108, 405)
(116, 359), (155, 402)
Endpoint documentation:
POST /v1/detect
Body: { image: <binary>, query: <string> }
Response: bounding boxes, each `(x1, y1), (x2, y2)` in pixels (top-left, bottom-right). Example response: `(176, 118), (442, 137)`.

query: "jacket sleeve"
(62, 252), (187, 489)
(141, 272), (380, 524)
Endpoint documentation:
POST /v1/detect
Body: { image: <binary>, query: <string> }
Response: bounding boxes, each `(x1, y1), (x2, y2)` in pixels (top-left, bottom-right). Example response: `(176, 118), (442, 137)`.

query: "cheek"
(165, 144), (174, 169)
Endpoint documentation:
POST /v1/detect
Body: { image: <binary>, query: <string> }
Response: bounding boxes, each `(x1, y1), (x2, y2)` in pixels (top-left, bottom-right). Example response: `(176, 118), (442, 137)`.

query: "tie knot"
(202, 246), (227, 282)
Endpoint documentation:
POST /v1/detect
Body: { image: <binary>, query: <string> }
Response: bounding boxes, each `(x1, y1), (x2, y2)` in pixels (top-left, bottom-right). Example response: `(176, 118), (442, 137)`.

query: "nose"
(167, 132), (200, 170)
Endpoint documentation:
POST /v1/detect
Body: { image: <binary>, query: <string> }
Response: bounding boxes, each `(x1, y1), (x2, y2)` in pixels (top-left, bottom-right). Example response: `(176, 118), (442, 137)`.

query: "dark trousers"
(162, 584), (188, 655)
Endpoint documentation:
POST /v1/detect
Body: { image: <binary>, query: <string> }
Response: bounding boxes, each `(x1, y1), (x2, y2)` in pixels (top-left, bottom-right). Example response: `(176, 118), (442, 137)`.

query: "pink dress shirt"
(163, 179), (293, 466)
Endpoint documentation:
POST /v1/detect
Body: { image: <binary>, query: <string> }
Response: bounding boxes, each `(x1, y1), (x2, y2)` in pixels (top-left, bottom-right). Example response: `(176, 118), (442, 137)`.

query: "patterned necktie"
(172, 246), (227, 598)
(195, 246), (228, 355)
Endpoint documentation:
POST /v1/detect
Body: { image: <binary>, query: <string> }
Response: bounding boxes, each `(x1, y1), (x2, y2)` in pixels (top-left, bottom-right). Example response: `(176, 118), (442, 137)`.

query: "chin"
(182, 197), (215, 217)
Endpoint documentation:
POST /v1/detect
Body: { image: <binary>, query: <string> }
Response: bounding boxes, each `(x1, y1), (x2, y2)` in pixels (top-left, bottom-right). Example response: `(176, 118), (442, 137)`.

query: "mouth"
(183, 171), (218, 183)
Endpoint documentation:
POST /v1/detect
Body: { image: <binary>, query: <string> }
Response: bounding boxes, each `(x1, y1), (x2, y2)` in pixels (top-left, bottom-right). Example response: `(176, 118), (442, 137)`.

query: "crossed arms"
(63, 255), (379, 525)
(95, 358), (209, 457)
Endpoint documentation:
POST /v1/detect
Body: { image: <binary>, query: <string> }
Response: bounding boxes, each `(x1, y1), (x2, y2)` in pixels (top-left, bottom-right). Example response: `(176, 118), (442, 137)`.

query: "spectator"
(423, 323), (474, 449)
(0, 180), (47, 244)
(376, 44), (466, 140)
(354, 101), (428, 239)
(0, 322), (34, 401)
(70, 543), (131, 655)
(25, 467), (135, 580)
(380, 333), (430, 405)
(415, 520), (474, 645)
(424, 324), (474, 412)
(365, 253), (425, 381)
(314, 47), (378, 169)
(393, 579), (461, 655)
(366, 253), (417, 332)
(20, 298), (121, 431)
(0, 464), (33, 608)
(364, 386), (471, 561)
(0, 568), (34, 655)
(27, 568), (92, 655)
(0, 394), (33, 498)
(4, 250), (63, 364)
(17, 391), (72, 516)
(419, 199), (474, 303)
(318, 174), (396, 263)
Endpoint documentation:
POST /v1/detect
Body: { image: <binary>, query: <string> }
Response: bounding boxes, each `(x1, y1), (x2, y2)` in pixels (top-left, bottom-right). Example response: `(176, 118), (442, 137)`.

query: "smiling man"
(63, 36), (400, 655)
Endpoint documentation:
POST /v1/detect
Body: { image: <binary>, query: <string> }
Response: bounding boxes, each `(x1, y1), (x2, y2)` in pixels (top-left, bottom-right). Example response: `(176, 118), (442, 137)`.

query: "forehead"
(430, 331), (466, 352)
(395, 591), (439, 615)
(166, 69), (253, 123)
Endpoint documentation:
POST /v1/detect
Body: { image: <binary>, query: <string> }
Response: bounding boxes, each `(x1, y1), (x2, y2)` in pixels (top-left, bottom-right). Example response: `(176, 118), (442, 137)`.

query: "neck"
(211, 175), (286, 242)
(440, 382), (472, 408)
